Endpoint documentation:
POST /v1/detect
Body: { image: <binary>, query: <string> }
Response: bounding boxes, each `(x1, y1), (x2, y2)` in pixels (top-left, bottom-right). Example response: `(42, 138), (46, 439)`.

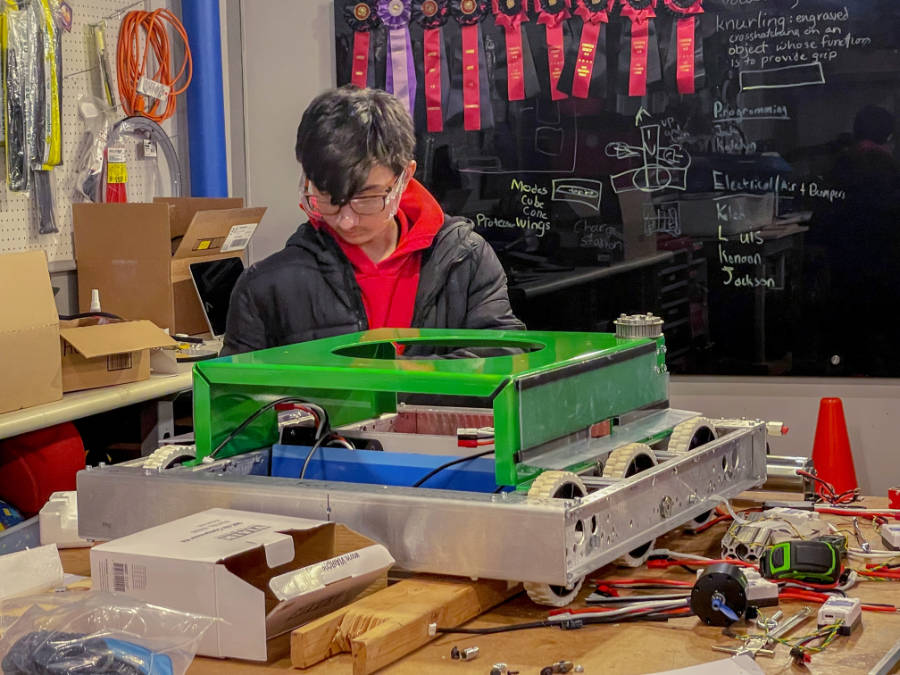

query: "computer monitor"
(188, 257), (245, 338)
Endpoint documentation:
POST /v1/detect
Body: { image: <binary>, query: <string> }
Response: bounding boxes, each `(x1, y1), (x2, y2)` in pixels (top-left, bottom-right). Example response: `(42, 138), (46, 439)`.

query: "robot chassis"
(78, 317), (776, 607)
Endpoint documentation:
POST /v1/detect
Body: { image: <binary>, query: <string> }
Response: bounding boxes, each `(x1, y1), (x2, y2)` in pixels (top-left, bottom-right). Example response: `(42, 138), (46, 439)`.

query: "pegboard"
(0, 0), (184, 267)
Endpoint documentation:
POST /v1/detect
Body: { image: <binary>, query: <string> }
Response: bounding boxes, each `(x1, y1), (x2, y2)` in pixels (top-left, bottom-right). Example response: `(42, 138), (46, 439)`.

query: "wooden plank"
(291, 575), (520, 674)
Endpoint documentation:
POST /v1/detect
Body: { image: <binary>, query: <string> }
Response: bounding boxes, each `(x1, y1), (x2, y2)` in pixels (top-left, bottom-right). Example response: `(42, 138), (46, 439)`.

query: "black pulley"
(690, 563), (749, 627)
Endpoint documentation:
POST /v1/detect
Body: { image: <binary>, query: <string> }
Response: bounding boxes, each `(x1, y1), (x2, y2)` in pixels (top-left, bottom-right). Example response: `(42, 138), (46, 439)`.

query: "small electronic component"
(691, 563), (749, 626)
(881, 524), (900, 551)
(759, 540), (841, 584)
(742, 569), (779, 607)
(817, 596), (862, 635)
(450, 645), (479, 661)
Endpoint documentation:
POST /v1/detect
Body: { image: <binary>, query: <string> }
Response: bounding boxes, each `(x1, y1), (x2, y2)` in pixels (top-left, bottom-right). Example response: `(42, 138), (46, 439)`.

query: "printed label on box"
(222, 223), (258, 252)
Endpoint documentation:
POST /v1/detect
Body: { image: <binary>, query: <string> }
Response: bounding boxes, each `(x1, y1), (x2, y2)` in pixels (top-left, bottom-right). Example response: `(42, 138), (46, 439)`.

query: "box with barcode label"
(90, 508), (394, 661)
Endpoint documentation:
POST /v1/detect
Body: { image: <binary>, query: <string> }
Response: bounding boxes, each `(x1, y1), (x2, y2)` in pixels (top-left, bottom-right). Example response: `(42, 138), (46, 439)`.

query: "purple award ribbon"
(378, 0), (417, 119)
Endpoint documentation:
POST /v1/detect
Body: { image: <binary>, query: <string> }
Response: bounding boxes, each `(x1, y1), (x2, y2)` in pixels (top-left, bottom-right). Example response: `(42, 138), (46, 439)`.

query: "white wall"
(671, 377), (900, 495)
(240, 0), (336, 263)
(232, 1), (900, 498)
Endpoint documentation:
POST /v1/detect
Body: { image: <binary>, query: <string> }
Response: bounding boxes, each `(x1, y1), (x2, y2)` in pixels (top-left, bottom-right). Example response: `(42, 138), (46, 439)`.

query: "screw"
(575, 667), (585, 673)
(458, 646), (480, 661)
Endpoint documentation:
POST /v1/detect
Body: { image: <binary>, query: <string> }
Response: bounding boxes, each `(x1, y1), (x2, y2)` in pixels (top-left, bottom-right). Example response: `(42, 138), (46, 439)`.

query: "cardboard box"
(60, 318), (176, 392)
(72, 199), (266, 335)
(90, 508), (394, 661)
(0, 251), (62, 413)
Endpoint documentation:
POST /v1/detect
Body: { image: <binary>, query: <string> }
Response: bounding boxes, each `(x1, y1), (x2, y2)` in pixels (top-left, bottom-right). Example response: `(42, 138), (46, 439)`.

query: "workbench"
(57, 495), (900, 674)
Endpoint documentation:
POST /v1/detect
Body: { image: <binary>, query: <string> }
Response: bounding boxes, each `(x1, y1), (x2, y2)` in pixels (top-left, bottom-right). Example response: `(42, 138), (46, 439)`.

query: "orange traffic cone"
(811, 397), (858, 496)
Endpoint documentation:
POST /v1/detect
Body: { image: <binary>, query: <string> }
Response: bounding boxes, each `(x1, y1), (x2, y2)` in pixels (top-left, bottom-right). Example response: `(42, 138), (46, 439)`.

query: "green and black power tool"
(759, 540), (841, 584)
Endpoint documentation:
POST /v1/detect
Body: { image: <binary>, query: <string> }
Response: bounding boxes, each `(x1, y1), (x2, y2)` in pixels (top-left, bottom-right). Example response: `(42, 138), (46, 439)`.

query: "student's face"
(305, 163), (412, 247)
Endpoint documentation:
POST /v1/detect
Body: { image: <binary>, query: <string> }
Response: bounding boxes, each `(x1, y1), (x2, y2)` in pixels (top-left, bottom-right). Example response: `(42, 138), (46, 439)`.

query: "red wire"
(780, 589), (895, 612)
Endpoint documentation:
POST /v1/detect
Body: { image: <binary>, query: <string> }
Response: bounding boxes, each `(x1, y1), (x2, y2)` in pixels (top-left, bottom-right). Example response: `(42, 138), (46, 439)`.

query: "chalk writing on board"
(712, 172), (846, 203)
(713, 101), (791, 124)
(607, 112), (691, 194)
(551, 179), (603, 211)
(472, 178), (553, 237)
(740, 62), (825, 91)
(719, 6), (872, 71)
(661, 115), (757, 154)
(474, 213), (550, 237)
(642, 202), (681, 237)
(574, 221), (624, 250)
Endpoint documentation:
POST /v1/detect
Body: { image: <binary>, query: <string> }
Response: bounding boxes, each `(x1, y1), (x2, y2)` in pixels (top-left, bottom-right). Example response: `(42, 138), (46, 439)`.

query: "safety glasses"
(299, 170), (406, 219)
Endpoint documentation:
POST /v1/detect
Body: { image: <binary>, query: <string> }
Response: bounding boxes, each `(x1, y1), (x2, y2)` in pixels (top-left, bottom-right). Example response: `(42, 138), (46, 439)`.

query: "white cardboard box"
(90, 508), (394, 660)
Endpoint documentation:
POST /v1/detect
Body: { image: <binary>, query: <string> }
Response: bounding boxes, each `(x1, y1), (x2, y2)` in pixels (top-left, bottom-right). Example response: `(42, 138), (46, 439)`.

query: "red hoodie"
(318, 179), (445, 329)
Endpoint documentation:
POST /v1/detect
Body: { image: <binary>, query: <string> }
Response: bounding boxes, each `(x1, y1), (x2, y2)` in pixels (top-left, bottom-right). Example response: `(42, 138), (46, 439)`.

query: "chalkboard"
(333, 0), (900, 377)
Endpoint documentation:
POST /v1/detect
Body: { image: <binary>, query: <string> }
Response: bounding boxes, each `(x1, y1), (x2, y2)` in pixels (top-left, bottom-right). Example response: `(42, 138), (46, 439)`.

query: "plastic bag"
(0, 591), (215, 675)
(3, 0), (41, 192)
(71, 96), (114, 203)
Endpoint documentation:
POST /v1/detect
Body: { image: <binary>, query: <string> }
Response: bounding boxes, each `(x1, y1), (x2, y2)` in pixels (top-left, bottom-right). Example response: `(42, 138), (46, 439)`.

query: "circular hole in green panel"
(333, 340), (546, 359)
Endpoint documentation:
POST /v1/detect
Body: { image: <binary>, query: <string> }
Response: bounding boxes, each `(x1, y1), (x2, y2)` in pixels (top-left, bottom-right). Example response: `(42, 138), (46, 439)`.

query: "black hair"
(853, 105), (895, 144)
(295, 85), (415, 205)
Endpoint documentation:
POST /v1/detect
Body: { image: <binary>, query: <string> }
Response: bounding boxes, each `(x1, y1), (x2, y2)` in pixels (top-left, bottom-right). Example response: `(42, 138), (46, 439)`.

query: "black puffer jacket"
(221, 217), (524, 355)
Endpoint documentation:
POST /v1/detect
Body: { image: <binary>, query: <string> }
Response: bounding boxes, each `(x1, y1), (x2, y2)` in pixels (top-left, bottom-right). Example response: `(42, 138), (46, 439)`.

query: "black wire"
(680, 564), (699, 574)
(493, 485), (507, 494)
(209, 397), (328, 461)
(59, 311), (124, 320)
(435, 611), (689, 636)
(410, 448), (495, 488)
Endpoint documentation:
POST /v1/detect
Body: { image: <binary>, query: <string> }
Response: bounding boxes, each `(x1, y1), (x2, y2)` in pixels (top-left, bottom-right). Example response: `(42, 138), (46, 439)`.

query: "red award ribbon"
(462, 23), (481, 129)
(352, 32), (371, 87)
(414, 0), (449, 132)
(572, 0), (610, 98)
(663, 0), (702, 94)
(493, 0), (529, 101)
(345, 1), (381, 87)
(620, 0), (656, 97)
(452, 0), (489, 130)
(537, 0), (571, 101)
(424, 27), (443, 130)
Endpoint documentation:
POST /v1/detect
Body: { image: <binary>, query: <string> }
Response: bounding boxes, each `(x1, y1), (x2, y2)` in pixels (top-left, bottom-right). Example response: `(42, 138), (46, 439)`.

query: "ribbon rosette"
(661, 0), (703, 94)
(493, 0), (530, 100)
(619, 0), (657, 97)
(344, 1), (382, 87)
(536, 0), (572, 100)
(450, 0), (490, 130)
(412, 0), (450, 131)
(377, 0), (417, 118)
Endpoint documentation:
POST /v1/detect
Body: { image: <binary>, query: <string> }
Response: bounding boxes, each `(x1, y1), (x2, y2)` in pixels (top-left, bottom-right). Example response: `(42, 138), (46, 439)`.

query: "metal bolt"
(659, 495), (673, 519)
(458, 646), (480, 661)
(575, 667), (585, 673)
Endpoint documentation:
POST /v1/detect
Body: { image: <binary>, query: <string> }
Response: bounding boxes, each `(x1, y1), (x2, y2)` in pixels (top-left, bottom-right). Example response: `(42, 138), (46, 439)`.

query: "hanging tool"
(90, 22), (116, 109)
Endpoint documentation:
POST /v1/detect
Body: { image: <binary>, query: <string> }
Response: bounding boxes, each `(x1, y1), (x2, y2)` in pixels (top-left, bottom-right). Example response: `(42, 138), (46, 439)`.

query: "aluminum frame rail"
(77, 419), (766, 585)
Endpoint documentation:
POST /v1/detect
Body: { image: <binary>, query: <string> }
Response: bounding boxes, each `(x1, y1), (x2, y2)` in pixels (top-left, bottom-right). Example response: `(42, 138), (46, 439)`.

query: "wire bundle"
(117, 8), (193, 122)
(797, 469), (860, 505)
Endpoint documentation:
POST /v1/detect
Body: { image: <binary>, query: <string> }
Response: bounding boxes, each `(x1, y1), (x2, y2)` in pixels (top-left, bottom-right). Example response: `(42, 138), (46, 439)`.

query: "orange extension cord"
(117, 8), (193, 123)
